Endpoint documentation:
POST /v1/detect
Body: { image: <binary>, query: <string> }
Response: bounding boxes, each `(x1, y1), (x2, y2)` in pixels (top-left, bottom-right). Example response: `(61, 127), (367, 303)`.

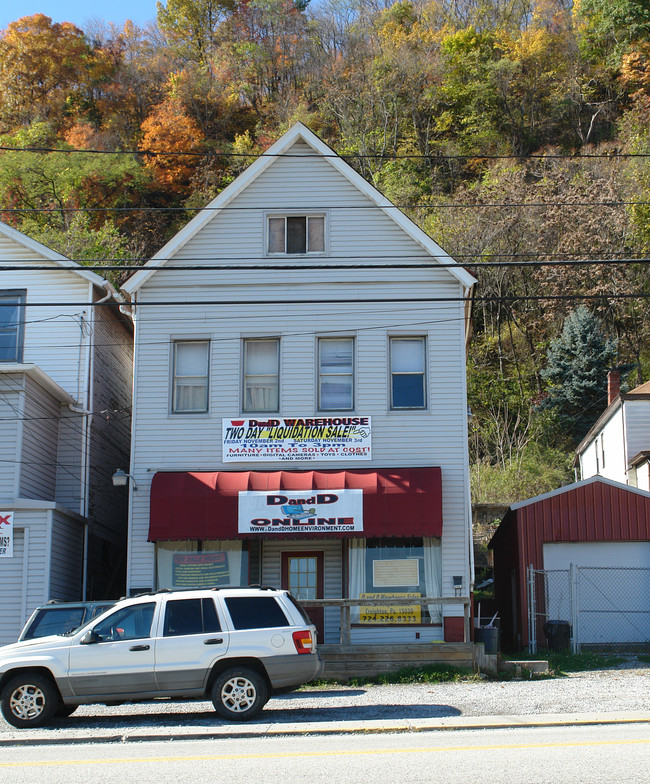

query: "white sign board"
(0, 511), (13, 558)
(223, 417), (371, 462)
(238, 489), (363, 534)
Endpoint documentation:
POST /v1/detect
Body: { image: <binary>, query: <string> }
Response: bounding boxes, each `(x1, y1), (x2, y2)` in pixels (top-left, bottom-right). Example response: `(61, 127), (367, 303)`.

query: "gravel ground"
(0, 658), (647, 740)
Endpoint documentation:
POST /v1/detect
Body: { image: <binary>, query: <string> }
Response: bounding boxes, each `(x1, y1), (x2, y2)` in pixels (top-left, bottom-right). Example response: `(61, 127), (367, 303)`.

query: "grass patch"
(502, 650), (625, 674)
(309, 664), (479, 687)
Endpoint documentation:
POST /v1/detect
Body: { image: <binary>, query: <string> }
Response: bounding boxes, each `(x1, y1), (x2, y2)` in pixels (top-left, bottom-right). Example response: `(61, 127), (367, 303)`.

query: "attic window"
(268, 215), (325, 254)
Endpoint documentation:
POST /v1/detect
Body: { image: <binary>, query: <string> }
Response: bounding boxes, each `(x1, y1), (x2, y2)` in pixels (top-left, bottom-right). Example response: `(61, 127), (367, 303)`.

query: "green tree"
(157, 0), (235, 65)
(539, 306), (617, 445)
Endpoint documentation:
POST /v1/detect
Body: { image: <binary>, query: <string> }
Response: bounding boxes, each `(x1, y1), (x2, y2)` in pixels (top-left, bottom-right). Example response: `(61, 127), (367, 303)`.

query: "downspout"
(125, 292), (138, 596)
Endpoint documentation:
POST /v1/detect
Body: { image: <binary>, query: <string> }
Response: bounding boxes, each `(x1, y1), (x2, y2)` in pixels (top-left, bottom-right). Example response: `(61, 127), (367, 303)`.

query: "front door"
(282, 551), (324, 643)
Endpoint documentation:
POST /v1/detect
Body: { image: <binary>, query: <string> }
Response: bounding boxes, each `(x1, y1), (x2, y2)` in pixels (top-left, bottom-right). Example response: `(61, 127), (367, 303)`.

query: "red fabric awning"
(149, 468), (442, 541)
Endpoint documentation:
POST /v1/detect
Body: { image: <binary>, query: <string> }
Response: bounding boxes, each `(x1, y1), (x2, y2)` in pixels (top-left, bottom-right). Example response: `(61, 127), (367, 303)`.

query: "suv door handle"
(203, 638), (223, 645)
(129, 644), (150, 651)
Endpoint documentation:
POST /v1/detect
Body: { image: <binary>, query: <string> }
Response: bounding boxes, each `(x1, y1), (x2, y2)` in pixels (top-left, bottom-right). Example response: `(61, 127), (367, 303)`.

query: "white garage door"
(543, 541), (650, 570)
(543, 542), (650, 645)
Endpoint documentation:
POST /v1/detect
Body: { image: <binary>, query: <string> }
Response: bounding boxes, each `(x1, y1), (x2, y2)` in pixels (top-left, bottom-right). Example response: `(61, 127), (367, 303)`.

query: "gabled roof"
(508, 475), (650, 512)
(0, 220), (112, 290)
(122, 123), (477, 295)
(624, 380), (650, 398)
(575, 378), (650, 456)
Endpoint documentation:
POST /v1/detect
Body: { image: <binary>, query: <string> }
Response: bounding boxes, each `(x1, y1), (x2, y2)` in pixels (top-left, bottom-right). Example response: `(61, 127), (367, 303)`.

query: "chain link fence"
(527, 564), (650, 653)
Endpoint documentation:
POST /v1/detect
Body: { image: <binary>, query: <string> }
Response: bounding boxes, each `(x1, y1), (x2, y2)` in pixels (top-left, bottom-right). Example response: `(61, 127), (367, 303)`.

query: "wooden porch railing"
(301, 596), (471, 645)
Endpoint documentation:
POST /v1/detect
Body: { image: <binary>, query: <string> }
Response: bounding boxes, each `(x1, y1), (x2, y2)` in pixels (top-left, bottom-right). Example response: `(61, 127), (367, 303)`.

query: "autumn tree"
(157, 0), (235, 65)
(0, 15), (94, 132)
(139, 99), (206, 192)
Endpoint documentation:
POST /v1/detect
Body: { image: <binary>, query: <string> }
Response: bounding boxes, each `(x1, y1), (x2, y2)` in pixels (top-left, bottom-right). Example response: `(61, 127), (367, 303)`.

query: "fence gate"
(527, 564), (650, 653)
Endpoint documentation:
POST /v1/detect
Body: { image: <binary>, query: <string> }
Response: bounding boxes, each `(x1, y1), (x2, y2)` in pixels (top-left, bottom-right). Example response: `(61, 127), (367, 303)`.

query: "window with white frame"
(172, 340), (210, 413)
(243, 338), (279, 412)
(267, 215), (325, 254)
(318, 337), (354, 410)
(390, 337), (426, 409)
(0, 290), (26, 362)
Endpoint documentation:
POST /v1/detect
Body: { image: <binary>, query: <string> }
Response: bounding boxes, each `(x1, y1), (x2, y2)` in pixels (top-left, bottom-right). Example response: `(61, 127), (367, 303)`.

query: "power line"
(2, 145), (649, 160)
(1, 258), (648, 272)
(0, 250), (643, 265)
(1, 293), (650, 307)
(0, 200), (644, 213)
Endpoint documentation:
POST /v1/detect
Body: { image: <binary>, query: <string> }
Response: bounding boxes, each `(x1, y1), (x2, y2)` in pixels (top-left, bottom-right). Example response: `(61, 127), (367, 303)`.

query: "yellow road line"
(0, 738), (649, 768)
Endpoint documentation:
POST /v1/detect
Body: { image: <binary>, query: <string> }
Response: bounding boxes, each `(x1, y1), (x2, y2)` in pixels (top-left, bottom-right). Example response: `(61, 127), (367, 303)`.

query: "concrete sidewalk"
(2, 710), (649, 747)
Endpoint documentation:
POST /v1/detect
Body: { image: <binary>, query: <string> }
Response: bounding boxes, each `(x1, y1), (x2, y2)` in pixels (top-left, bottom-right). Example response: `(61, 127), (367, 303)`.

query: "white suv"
(0, 587), (322, 728)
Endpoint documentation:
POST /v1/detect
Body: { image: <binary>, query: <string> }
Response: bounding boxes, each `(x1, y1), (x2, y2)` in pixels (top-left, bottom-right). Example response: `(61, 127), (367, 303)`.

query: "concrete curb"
(2, 711), (649, 747)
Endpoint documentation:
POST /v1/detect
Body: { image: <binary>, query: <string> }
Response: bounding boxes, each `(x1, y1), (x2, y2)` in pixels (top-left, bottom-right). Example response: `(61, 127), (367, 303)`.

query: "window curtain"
(245, 340), (278, 411)
(423, 537), (442, 624)
(347, 538), (366, 622)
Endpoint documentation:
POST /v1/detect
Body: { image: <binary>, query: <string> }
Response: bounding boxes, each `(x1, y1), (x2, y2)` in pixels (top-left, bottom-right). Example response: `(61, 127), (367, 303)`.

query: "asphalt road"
(1, 722), (649, 784)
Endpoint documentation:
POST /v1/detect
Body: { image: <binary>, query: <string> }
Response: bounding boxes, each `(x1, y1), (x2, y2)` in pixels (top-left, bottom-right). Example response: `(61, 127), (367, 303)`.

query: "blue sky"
(1, 1), (159, 30)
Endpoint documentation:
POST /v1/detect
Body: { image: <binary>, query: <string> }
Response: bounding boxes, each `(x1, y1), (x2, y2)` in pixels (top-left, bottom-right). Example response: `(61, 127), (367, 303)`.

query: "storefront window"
(156, 541), (249, 589)
(348, 538), (442, 624)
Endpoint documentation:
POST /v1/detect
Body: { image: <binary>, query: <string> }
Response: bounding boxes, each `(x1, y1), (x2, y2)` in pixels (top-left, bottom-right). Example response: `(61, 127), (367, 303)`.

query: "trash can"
(474, 626), (500, 654)
(543, 620), (571, 652)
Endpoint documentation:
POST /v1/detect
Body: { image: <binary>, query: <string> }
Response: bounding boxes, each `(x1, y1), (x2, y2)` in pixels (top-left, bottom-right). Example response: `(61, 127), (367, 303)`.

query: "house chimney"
(608, 370), (621, 405)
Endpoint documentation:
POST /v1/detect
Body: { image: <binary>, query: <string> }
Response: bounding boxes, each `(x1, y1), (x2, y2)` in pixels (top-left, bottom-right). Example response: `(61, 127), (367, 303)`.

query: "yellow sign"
(359, 593), (421, 624)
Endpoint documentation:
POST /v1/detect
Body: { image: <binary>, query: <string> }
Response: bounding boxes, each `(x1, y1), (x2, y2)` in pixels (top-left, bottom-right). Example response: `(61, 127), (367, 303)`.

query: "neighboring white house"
(121, 123), (476, 645)
(0, 221), (133, 644)
(576, 372), (650, 488)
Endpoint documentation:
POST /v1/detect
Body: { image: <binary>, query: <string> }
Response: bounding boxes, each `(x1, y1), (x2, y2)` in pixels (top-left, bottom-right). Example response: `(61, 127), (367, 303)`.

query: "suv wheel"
(211, 667), (268, 721)
(1, 673), (59, 728)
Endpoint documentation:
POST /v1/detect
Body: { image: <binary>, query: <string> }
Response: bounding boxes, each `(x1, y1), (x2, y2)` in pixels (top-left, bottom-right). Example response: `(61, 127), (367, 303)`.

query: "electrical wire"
(1, 257), (649, 271)
(1, 293), (649, 307)
(1, 200), (645, 213)
(2, 145), (650, 160)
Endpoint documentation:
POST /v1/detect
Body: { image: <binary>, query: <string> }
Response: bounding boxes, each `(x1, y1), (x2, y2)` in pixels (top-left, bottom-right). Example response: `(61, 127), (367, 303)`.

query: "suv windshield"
(24, 607), (86, 639)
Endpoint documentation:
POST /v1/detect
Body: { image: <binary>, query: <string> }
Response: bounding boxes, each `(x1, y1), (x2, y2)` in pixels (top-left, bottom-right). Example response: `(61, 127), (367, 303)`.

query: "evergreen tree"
(539, 306), (617, 445)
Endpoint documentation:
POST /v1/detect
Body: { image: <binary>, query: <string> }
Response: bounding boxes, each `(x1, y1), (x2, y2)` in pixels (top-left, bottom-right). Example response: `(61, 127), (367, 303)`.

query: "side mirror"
(80, 629), (100, 645)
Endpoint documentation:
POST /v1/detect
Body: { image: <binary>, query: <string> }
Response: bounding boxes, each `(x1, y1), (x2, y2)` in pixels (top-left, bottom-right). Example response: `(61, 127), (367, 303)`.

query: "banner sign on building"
(172, 552), (230, 587)
(0, 511), (13, 558)
(359, 593), (422, 624)
(238, 489), (363, 534)
(223, 417), (371, 462)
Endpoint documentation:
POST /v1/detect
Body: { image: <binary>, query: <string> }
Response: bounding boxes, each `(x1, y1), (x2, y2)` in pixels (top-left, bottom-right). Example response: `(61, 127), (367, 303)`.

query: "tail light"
(292, 629), (313, 654)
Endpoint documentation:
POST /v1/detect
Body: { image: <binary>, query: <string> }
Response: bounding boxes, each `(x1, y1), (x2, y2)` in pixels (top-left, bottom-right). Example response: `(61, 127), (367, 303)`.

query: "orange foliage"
(0, 14), (91, 129)
(139, 100), (206, 192)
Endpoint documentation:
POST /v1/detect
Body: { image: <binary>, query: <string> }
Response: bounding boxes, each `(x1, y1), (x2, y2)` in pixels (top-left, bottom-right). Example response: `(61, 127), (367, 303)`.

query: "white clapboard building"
(121, 123), (476, 647)
(0, 222), (133, 643)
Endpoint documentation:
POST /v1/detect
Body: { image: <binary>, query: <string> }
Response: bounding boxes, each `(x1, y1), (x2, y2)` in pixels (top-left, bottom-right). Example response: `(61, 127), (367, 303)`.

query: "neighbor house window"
(390, 337), (426, 409)
(243, 338), (279, 412)
(318, 337), (354, 410)
(172, 340), (209, 413)
(0, 290), (26, 362)
(268, 215), (325, 254)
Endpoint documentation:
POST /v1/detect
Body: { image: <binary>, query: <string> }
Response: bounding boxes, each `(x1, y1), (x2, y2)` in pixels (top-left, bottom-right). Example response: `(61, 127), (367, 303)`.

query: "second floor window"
(172, 340), (209, 413)
(390, 337), (426, 409)
(268, 215), (325, 254)
(0, 290), (26, 362)
(243, 338), (279, 412)
(319, 337), (354, 410)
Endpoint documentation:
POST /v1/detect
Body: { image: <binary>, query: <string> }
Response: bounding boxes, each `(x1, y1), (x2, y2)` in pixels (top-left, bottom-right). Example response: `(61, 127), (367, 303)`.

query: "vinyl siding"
(0, 380), (22, 503)
(0, 242), (92, 403)
(0, 510), (50, 645)
(127, 137), (472, 602)
(48, 508), (85, 600)
(19, 375), (60, 501)
(624, 400), (650, 467)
